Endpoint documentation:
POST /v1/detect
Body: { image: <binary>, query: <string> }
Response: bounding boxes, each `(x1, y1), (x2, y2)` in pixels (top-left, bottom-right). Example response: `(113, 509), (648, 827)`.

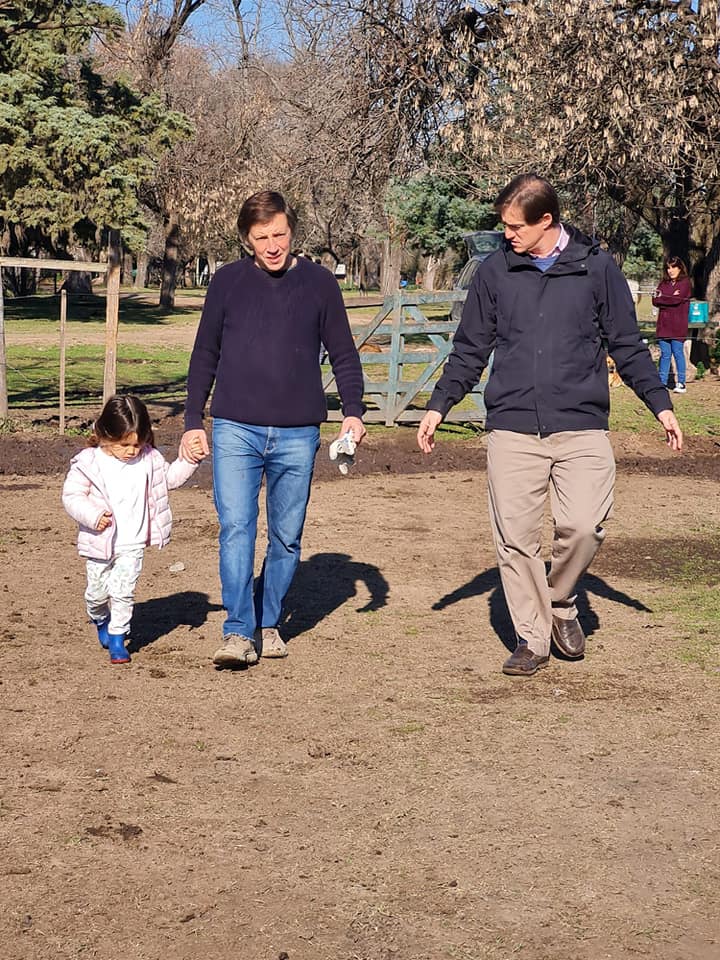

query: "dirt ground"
(1, 410), (720, 960)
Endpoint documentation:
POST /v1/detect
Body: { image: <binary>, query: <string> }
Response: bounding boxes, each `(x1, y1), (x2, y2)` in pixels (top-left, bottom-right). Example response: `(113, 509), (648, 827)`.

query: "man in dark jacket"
(417, 173), (682, 677)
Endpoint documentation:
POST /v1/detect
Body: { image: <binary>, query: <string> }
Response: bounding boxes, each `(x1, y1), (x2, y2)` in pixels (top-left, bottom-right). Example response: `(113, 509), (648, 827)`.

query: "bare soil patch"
(2, 403), (720, 483)
(1, 412), (719, 959)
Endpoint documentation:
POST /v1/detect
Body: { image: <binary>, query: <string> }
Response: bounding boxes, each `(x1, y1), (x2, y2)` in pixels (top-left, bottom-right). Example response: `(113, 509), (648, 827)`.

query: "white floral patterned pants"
(85, 549), (145, 636)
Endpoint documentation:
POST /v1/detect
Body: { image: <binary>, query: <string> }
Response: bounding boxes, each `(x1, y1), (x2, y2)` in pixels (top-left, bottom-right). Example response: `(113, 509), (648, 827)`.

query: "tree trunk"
(381, 236), (403, 294)
(608, 208), (641, 267)
(61, 243), (93, 294)
(6, 267), (37, 296)
(690, 213), (720, 315)
(134, 251), (149, 289)
(359, 241), (381, 291)
(159, 214), (180, 310)
(122, 252), (133, 286)
(61, 270), (92, 294)
(662, 217), (691, 265)
(320, 252), (336, 273)
(422, 254), (440, 291)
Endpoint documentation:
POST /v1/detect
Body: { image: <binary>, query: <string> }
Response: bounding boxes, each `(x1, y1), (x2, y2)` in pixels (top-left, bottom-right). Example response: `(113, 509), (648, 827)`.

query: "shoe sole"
(550, 643), (585, 660)
(502, 659), (549, 677)
(110, 657), (130, 664)
(213, 651), (259, 666)
(261, 647), (288, 659)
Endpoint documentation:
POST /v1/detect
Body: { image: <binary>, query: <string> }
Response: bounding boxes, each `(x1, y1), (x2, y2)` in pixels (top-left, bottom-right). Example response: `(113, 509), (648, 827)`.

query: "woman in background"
(652, 256), (692, 394)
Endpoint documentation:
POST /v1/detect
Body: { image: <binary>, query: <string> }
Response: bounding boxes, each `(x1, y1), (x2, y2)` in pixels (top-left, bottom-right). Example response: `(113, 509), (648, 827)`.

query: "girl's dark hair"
(663, 256), (688, 280)
(237, 190), (298, 246)
(89, 394), (155, 448)
(495, 173), (561, 225)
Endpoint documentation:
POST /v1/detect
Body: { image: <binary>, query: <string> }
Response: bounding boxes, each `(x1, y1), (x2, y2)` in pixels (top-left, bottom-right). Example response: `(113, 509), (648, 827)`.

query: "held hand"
(657, 409), (683, 452)
(96, 511), (113, 532)
(339, 416), (366, 446)
(180, 429), (209, 463)
(417, 410), (443, 454)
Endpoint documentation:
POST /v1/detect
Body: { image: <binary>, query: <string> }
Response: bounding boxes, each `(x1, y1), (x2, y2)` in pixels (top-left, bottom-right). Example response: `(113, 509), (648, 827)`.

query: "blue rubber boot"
(108, 633), (130, 664)
(95, 619), (111, 650)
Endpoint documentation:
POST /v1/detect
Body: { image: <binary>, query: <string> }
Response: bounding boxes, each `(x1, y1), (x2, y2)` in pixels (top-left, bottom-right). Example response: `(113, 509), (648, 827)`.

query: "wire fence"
(2, 280), (718, 431)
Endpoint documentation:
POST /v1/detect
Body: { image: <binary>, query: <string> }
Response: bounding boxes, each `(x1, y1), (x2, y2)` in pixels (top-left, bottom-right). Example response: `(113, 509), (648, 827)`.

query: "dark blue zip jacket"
(428, 226), (671, 433)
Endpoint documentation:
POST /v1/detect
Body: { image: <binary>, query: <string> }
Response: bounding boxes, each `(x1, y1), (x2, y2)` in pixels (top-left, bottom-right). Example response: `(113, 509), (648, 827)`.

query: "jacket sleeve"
(61, 460), (106, 529)
(426, 266), (496, 417)
(597, 256), (672, 416)
(319, 274), (365, 419)
(156, 451), (200, 490)
(184, 272), (226, 431)
(651, 283), (667, 306)
(652, 278), (692, 307)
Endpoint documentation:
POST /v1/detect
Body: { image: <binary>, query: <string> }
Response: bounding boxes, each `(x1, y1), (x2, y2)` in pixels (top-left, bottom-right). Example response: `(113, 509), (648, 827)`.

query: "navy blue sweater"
(429, 228), (671, 433)
(184, 256), (365, 430)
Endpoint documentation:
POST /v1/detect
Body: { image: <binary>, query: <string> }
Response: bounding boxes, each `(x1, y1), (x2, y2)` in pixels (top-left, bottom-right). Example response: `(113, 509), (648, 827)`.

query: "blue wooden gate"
(323, 291), (491, 426)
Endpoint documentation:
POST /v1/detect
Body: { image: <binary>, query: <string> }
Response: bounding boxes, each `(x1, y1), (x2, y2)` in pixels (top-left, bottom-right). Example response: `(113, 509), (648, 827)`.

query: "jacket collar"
(504, 225), (600, 275)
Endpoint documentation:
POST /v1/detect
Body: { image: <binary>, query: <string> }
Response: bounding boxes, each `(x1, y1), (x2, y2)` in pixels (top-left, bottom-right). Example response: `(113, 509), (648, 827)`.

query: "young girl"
(62, 395), (203, 664)
(652, 256), (692, 393)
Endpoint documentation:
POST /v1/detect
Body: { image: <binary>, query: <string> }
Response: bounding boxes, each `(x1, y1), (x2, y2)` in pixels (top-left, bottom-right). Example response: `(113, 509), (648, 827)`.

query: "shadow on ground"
(129, 590), (222, 652)
(432, 568), (651, 652)
(281, 552), (390, 639)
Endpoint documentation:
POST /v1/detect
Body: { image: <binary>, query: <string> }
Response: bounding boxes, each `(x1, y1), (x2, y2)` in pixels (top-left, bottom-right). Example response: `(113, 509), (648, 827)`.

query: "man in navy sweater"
(418, 173), (682, 677)
(181, 190), (365, 667)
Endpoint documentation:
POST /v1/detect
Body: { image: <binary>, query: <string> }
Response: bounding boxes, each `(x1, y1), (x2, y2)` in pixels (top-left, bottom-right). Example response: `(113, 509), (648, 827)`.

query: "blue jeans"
(658, 338), (686, 386)
(212, 419), (320, 638)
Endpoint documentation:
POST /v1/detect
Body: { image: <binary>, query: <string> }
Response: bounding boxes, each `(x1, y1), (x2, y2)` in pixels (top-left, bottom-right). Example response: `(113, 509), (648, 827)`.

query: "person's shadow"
(281, 552), (389, 639)
(432, 568), (651, 652)
(129, 591), (223, 652)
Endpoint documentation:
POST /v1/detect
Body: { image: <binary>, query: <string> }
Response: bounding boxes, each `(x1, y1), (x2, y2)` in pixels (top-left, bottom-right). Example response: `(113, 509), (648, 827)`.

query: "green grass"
(3, 292), (201, 332)
(8, 341), (719, 437)
(6, 343), (190, 408)
(654, 587), (720, 672)
(5, 292), (720, 437)
(608, 383), (720, 435)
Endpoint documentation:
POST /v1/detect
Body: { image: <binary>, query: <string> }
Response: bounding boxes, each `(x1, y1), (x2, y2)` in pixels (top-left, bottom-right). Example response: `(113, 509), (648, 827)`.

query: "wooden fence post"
(385, 292), (403, 426)
(0, 266), (7, 420)
(59, 288), (67, 434)
(103, 230), (121, 403)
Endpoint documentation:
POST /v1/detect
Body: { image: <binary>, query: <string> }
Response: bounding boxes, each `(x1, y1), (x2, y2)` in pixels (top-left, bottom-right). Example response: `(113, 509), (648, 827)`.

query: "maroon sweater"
(184, 256), (365, 430)
(652, 277), (691, 339)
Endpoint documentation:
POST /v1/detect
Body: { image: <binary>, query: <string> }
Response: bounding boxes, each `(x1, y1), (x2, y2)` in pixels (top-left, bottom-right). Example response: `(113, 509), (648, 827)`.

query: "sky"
(111, 0), (291, 64)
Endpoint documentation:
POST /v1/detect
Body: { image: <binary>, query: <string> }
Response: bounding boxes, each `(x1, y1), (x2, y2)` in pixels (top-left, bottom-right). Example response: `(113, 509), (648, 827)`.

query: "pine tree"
(0, 1), (190, 263)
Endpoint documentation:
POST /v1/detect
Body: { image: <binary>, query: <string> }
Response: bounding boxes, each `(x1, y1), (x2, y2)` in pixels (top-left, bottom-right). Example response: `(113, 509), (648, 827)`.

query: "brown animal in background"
(607, 356), (622, 388)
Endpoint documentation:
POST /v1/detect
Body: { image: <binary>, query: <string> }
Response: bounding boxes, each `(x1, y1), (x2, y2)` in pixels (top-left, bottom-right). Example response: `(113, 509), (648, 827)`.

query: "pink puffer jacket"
(62, 446), (199, 560)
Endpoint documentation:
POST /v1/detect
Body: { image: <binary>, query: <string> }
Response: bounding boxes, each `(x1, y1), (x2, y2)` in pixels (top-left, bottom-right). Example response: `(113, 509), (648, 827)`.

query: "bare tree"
(121, 0), (209, 92)
(326, 1), (720, 303)
(446, 1), (720, 300)
(265, 0), (454, 291)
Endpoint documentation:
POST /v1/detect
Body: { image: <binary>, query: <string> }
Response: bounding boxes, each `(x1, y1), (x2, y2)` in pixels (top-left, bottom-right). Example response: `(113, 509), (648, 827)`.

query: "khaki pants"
(486, 430), (615, 657)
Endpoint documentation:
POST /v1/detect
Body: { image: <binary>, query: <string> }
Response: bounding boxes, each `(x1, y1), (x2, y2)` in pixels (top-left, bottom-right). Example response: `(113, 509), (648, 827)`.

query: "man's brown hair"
(237, 191), (298, 245)
(495, 173), (560, 226)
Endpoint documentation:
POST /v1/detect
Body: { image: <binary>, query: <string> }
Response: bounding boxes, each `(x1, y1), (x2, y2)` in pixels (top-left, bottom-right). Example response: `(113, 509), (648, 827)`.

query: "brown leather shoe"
(502, 644), (550, 677)
(551, 616), (586, 659)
